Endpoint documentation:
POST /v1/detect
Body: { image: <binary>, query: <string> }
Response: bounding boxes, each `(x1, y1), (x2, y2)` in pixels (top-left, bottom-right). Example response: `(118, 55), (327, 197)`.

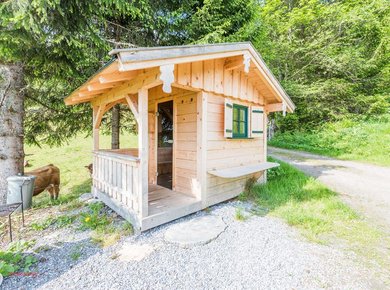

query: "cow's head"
(85, 164), (93, 176)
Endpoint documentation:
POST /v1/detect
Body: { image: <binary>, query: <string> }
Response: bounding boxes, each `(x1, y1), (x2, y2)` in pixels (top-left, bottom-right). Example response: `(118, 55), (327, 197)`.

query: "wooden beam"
(93, 104), (106, 129)
(119, 51), (244, 71)
(171, 83), (201, 92)
(138, 88), (148, 218)
(79, 89), (108, 97)
(197, 91), (208, 205)
(91, 68), (161, 107)
(224, 55), (244, 71)
(103, 99), (125, 114)
(98, 71), (138, 84)
(92, 106), (100, 150)
(66, 95), (102, 105)
(262, 111), (268, 183)
(265, 103), (283, 113)
(88, 82), (118, 92)
(125, 95), (139, 122)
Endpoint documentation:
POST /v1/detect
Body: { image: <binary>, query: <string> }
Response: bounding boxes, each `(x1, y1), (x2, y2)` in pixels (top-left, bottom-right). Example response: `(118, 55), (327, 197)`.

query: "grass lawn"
(268, 114), (390, 166)
(25, 133), (137, 208)
(242, 157), (390, 272)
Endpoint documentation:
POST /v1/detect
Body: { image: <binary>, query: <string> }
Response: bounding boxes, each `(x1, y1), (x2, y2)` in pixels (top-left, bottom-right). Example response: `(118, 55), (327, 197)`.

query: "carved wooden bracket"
(243, 52), (251, 74)
(159, 64), (174, 93)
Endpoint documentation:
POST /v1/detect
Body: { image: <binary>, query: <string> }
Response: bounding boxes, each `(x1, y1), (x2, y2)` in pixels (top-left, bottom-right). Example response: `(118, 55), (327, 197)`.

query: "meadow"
(269, 114), (390, 166)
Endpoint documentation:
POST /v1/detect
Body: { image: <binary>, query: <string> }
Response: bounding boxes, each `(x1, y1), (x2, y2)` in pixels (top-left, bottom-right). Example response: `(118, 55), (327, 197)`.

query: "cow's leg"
(54, 185), (60, 200)
(47, 185), (54, 200)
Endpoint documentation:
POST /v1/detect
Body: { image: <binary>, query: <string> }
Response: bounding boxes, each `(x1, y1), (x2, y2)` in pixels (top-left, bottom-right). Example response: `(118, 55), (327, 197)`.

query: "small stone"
(164, 215), (226, 247)
(86, 197), (100, 204)
(116, 244), (154, 262)
(79, 193), (93, 202)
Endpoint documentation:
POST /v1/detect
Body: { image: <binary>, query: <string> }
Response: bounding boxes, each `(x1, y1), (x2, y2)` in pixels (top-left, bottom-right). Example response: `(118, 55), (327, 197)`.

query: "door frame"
(154, 97), (176, 189)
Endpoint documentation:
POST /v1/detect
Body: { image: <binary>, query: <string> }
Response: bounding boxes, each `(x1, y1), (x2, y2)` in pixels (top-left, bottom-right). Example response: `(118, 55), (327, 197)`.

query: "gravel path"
(269, 146), (390, 232)
(3, 201), (386, 290)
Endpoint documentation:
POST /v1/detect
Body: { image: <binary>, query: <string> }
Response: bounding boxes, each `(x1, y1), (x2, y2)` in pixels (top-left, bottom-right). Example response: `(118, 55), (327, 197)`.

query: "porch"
(90, 80), (202, 231)
(92, 149), (201, 231)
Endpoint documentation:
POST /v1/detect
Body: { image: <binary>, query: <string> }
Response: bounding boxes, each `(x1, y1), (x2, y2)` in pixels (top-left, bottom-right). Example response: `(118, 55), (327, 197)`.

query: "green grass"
(79, 202), (111, 231)
(269, 114), (390, 166)
(30, 214), (77, 231)
(25, 133), (137, 208)
(242, 158), (390, 270)
(234, 208), (248, 221)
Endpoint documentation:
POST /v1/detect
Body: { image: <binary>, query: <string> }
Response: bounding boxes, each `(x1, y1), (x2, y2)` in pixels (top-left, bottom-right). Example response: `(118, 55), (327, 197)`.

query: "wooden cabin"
(65, 42), (295, 232)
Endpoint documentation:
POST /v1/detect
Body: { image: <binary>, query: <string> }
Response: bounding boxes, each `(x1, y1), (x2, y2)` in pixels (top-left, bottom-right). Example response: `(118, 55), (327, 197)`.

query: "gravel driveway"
(3, 201), (386, 290)
(269, 147), (390, 232)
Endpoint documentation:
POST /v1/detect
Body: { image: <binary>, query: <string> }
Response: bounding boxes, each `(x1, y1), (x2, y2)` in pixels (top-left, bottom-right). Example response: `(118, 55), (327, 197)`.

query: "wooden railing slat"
(92, 151), (140, 214)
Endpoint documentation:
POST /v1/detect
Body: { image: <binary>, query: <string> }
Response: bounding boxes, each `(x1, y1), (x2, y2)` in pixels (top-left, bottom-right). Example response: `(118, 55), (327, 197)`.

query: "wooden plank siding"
(172, 58), (268, 107)
(174, 93), (198, 196)
(204, 92), (265, 206)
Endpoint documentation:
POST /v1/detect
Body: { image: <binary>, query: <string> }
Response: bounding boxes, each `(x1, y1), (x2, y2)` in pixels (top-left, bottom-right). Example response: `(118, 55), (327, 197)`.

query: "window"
(232, 104), (248, 138)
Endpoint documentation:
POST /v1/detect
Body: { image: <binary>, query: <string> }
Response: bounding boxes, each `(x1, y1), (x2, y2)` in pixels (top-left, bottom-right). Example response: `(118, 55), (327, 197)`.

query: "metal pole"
(20, 183), (25, 226)
(8, 214), (12, 242)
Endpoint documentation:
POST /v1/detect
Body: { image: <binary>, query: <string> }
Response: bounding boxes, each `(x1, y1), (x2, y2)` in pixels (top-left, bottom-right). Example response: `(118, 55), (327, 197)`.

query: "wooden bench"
(208, 162), (279, 178)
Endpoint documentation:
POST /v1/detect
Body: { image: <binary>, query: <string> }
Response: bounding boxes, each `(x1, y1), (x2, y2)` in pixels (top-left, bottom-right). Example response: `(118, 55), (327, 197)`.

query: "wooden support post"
(196, 91), (208, 205)
(92, 106), (100, 151)
(260, 112), (268, 184)
(138, 88), (149, 218)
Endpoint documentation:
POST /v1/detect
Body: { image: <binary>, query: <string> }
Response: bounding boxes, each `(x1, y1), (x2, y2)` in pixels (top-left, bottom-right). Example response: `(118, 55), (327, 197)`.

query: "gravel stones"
(164, 215), (226, 247)
(2, 201), (387, 289)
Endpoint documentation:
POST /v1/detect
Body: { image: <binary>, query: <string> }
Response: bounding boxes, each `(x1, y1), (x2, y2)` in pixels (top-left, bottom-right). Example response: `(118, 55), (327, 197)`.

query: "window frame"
(232, 104), (248, 139)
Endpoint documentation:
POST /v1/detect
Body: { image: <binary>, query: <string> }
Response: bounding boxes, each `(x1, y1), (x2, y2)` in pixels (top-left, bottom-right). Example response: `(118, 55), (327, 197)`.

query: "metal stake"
(20, 184), (25, 226)
(8, 214), (12, 242)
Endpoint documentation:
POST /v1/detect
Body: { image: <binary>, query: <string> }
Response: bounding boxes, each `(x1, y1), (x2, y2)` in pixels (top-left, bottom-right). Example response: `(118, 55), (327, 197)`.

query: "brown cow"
(26, 164), (60, 199)
(85, 163), (93, 176)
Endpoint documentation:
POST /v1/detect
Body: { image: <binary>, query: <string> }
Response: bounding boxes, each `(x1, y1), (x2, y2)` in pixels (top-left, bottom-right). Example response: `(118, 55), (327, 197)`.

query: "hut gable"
(65, 42), (294, 114)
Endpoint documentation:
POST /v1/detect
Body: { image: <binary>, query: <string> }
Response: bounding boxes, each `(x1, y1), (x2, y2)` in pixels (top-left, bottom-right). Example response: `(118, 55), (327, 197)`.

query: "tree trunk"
(111, 104), (120, 149)
(0, 64), (25, 204)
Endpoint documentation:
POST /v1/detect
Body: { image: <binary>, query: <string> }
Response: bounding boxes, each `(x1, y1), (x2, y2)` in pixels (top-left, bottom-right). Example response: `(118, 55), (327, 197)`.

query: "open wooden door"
(156, 100), (173, 189)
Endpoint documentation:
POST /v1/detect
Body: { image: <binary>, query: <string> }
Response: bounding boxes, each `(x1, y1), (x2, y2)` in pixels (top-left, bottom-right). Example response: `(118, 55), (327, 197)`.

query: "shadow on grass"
(32, 179), (92, 209)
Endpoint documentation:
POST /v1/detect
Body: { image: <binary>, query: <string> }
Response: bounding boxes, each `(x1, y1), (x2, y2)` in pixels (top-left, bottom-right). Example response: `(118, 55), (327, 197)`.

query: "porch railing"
(92, 150), (140, 213)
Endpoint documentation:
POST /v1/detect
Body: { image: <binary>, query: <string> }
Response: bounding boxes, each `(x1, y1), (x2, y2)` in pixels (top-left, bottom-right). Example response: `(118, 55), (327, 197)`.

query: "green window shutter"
(224, 99), (233, 138)
(250, 106), (264, 138)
